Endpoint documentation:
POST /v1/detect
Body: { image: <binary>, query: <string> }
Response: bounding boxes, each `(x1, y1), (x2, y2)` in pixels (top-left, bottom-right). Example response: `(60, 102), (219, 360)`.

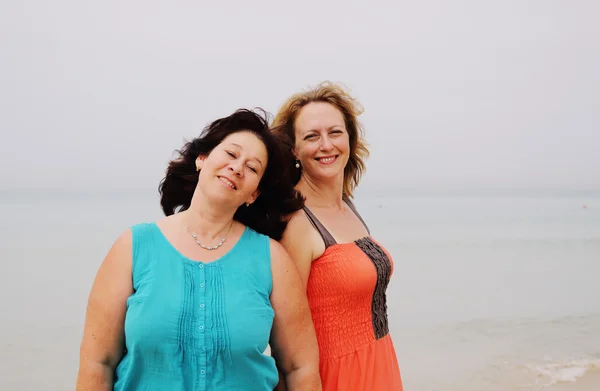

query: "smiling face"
(196, 131), (268, 208)
(293, 102), (350, 183)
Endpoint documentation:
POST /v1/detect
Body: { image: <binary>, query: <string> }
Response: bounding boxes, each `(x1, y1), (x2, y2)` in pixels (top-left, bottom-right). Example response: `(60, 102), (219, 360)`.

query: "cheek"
(336, 137), (351, 154)
(245, 175), (262, 194)
(296, 143), (317, 160)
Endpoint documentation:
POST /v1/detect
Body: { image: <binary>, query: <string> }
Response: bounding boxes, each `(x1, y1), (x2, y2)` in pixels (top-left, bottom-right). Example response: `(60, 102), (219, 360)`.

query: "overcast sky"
(1, 0), (599, 194)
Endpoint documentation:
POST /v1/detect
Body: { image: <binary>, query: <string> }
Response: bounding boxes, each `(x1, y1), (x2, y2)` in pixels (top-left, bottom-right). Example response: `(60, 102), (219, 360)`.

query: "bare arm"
(274, 212), (322, 391)
(269, 239), (321, 391)
(76, 230), (134, 391)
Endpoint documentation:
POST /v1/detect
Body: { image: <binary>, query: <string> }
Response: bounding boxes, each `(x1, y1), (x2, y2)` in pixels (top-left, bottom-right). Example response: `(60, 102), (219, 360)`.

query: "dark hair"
(158, 108), (304, 240)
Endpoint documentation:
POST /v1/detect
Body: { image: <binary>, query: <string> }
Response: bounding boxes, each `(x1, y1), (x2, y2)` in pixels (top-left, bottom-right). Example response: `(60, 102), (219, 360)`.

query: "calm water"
(1, 190), (599, 390)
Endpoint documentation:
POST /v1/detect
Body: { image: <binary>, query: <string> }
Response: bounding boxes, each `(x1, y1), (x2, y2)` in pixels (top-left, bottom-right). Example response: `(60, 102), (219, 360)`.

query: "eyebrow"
(227, 143), (264, 167)
(304, 125), (344, 134)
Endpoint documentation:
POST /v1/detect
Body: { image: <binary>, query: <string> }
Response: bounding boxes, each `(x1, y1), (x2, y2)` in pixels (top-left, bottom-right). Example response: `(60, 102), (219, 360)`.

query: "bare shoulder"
(278, 210), (323, 289)
(285, 209), (312, 234)
(104, 228), (133, 266)
(114, 228), (133, 248)
(282, 210), (321, 249)
(93, 227), (135, 287)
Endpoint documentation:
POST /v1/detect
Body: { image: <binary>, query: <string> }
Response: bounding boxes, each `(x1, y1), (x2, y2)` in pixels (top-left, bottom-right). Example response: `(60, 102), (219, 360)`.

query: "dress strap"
(302, 206), (337, 249)
(343, 194), (371, 234)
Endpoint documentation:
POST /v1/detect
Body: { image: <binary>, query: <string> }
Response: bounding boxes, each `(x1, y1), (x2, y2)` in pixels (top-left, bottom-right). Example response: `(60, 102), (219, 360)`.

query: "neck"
(183, 188), (236, 239)
(297, 173), (345, 210)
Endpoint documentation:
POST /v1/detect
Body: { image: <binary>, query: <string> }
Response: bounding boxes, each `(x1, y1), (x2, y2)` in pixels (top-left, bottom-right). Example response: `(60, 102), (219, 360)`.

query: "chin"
(312, 169), (345, 182)
(205, 189), (235, 206)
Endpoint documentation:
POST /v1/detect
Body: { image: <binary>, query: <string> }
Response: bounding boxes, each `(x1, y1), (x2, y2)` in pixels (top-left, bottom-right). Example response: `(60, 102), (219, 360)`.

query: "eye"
(304, 134), (317, 141)
(330, 129), (343, 135)
(226, 151), (236, 158)
(247, 165), (258, 174)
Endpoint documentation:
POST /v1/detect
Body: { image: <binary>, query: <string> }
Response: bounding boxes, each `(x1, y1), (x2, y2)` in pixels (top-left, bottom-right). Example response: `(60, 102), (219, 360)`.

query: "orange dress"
(303, 199), (403, 391)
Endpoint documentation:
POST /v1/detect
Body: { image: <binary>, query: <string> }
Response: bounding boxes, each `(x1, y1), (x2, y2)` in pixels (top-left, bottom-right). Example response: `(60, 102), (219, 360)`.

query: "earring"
(246, 202), (250, 207)
(295, 160), (300, 168)
(196, 165), (200, 172)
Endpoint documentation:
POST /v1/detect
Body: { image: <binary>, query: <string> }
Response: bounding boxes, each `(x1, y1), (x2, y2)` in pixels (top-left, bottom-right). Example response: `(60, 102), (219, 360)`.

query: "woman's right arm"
(76, 230), (134, 391)
(273, 211), (321, 391)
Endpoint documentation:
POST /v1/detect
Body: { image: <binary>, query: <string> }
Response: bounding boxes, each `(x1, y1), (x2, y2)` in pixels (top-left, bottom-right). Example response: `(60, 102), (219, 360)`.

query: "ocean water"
(1, 190), (599, 390)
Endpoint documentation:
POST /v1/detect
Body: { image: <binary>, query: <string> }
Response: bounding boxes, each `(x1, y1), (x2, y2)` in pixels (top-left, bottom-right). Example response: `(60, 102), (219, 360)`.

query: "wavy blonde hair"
(271, 81), (369, 197)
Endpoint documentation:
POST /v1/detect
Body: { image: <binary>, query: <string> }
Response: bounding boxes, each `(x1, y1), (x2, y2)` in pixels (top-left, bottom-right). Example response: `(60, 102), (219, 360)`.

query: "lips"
(218, 176), (237, 190)
(316, 155), (338, 165)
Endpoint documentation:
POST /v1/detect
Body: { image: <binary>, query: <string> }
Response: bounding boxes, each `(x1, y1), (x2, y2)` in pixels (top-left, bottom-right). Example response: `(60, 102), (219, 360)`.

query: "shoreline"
(543, 370), (600, 391)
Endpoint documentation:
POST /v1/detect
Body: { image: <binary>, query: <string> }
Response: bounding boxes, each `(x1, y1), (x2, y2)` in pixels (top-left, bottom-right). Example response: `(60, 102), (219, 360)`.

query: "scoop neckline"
(311, 235), (372, 261)
(150, 222), (250, 266)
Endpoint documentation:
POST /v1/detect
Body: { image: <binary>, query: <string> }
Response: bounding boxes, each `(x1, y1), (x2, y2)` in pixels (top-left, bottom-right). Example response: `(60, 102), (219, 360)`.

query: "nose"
(319, 135), (334, 151)
(228, 160), (244, 176)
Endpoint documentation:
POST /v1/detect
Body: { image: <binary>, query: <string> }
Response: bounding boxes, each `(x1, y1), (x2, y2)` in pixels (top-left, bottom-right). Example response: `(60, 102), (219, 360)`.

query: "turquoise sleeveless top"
(113, 222), (279, 391)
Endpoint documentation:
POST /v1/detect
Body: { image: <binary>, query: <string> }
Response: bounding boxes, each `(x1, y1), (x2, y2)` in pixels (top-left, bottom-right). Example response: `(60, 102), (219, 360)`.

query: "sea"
(1, 189), (599, 390)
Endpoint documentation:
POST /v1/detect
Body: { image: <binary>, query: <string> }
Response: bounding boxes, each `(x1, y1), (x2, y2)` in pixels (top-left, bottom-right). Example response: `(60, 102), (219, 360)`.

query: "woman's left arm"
(269, 239), (321, 391)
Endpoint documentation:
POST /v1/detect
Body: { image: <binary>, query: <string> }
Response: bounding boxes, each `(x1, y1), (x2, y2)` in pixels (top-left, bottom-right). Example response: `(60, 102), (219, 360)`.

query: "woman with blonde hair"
(271, 82), (403, 390)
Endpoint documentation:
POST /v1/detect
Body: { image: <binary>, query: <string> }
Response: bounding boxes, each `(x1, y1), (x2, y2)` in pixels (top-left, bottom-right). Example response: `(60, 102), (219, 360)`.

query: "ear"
(291, 147), (298, 160)
(195, 155), (206, 171)
(246, 189), (260, 206)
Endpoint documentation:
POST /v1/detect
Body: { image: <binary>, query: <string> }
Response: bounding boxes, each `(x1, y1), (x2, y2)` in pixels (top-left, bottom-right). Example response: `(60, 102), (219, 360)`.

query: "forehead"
(220, 131), (268, 159)
(295, 102), (345, 132)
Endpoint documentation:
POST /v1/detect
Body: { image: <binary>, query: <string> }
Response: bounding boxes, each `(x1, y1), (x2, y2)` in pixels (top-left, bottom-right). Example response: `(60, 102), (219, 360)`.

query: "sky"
(1, 0), (599, 194)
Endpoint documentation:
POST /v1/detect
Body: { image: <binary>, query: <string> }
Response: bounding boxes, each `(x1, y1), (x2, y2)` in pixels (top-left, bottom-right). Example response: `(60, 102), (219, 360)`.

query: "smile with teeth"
(317, 156), (337, 164)
(218, 177), (236, 190)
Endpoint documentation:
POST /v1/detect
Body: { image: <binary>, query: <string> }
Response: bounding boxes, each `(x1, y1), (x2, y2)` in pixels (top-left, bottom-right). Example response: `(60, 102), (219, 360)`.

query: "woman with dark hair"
(76, 109), (321, 391)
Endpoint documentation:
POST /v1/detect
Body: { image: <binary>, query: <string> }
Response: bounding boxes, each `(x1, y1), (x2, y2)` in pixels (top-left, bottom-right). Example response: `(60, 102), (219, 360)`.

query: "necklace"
(185, 221), (234, 250)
